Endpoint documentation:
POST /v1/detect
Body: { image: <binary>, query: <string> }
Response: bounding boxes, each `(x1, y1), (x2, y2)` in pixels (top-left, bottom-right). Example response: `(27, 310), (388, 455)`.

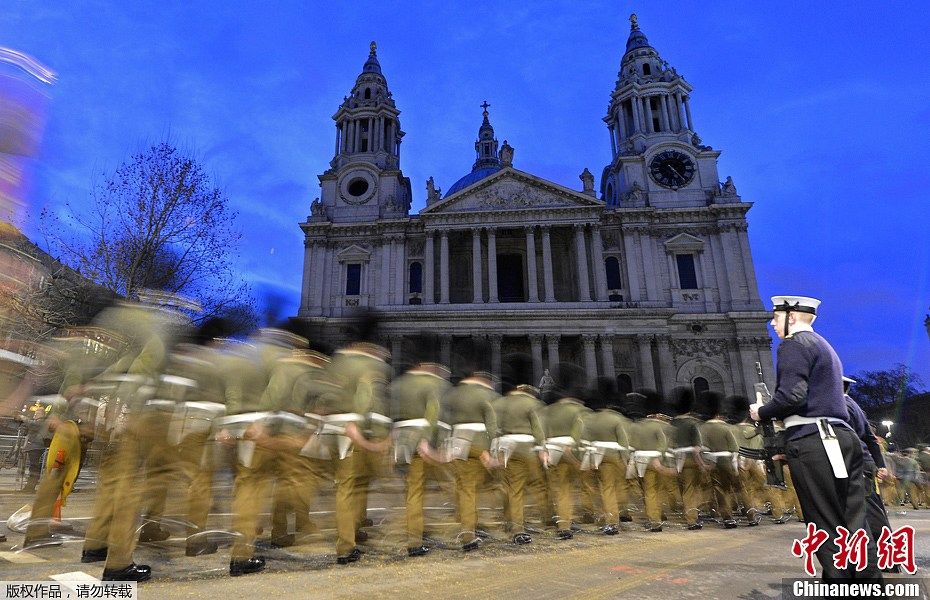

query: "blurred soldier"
(541, 363), (589, 540)
(670, 387), (709, 530)
(219, 327), (296, 576)
(918, 444), (930, 505)
(878, 438), (897, 507)
(727, 395), (765, 526)
(627, 390), (673, 532)
(445, 338), (498, 551)
(80, 295), (186, 582)
(20, 396), (56, 493)
(493, 354), (549, 545)
(697, 391), (740, 528)
(389, 336), (451, 556)
(319, 312), (391, 564)
(580, 377), (630, 535)
(655, 399), (683, 521)
(897, 449), (922, 509)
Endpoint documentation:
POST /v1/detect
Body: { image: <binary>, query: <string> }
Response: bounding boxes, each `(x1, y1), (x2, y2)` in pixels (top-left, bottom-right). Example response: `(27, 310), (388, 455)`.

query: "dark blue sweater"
(758, 330), (849, 440)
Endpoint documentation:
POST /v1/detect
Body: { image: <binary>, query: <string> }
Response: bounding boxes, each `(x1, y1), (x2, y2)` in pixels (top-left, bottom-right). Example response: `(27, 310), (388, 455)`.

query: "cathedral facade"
(296, 16), (774, 398)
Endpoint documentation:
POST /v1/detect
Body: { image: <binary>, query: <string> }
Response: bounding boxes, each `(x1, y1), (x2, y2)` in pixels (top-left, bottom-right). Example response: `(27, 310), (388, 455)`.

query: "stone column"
(525, 226), (539, 302)
(726, 339), (746, 397)
(545, 334), (560, 370)
(737, 337), (759, 399)
(574, 224), (591, 301)
(487, 228), (498, 303)
(590, 224), (607, 301)
(472, 228), (483, 303)
(639, 231), (659, 302)
(489, 334), (502, 390)
(380, 238), (392, 306)
(541, 226), (555, 302)
(582, 334), (598, 380)
(529, 334), (544, 385)
(354, 119), (361, 152)
(608, 125), (617, 156)
(440, 335), (452, 370)
(319, 242), (332, 312)
(736, 225), (762, 304)
(424, 232), (435, 304)
(622, 228), (642, 301)
(439, 231), (450, 304)
(334, 125), (341, 156)
(659, 95), (670, 132)
(391, 335), (403, 376)
(393, 236), (405, 304)
(684, 96), (693, 131)
(643, 97), (654, 133)
(600, 334), (616, 381)
(636, 334), (657, 390)
(300, 241), (313, 311)
(655, 335), (675, 396)
(673, 93), (683, 132)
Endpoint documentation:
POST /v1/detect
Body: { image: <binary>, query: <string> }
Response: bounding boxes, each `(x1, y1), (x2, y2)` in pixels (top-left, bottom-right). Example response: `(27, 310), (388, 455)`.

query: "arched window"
(364, 88), (372, 100)
(642, 63), (651, 76)
(617, 374), (633, 396)
(693, 377), (709, 397)
(408, 261), (423, 294)
(605, 256), (622, 290)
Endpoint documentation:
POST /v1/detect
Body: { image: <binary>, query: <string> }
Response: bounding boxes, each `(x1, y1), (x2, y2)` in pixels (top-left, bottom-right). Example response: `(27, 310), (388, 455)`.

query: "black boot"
(101, 563), (151, 582)
(229, 556), (265, 576)
(138, 523), (171, 543)
(185, 540), (218, 557)
(81, 547), (108, 563)
(556, 529), (573, 540)
(337, 547), (362, 564)
(462, 538), (482, 551)
(407, 545), (429, 557)
(512, 533), (532, 545)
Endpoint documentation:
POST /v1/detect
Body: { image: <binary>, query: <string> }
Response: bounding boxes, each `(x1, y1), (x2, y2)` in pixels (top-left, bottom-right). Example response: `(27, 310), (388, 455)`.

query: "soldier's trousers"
(709, 461), (739, 519)
(230, 446), (274, 561)
(592, 455), (625, 524)
(503, 452), (551, 532)
(137, 407), (175, 527)
(453, 450), (486, 536)
(548, 459), (581, 530)
(24, 423), (81, 544)
(737, 459), (767, 511)
(270, 442), (315, 539)
(639, 466), (663, 524)
(679, 459), (704, 525)
(353, 446), (387, 529)
(176, 431), (214, 536)
(404, 455), (427, 547)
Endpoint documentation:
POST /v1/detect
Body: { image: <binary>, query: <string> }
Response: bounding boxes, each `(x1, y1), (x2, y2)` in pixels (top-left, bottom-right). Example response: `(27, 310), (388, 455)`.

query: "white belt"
(179, 401), (226, 414)
(453, 422), (487, 434)
(784, 416), (849, 479)
(629, 450), (661, 478)
(325, 413), (363, 426)
(672, 446), (701, 454)
(218, 412), (271, 428)
(591, 441), (625, 451)
(632, 450), (661, 458)
(368, 412), (392, 425)
(161, 375), (197, 388)
(272, 411), (309, 426)
(705, 451), (735, 457)
(145, 399), (175, 408)
(437, 421), (451, 431)
(394, 418), (430, 429)
(783, 415), (846, 428)
(546, 436), (576, 446)
(500, 434), (536, 444)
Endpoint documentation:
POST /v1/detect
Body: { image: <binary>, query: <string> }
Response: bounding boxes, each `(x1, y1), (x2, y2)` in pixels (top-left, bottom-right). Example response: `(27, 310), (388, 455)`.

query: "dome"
(444, 166), (501, 198)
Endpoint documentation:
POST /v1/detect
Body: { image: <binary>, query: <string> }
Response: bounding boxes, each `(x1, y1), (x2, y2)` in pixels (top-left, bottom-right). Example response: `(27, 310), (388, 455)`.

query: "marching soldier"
(727, 395), (766, 526)
(670, 387), (709, 530)
(492, 354), (550, 545)
(918, 444), (930, 506)
(580, 377), (630, 535)
(389, 338), (451, 556)
(444, 345), (498, 551)
(697, 391), (740, 528)
(626, 390), (674, 532)
(541, 363), (589, 540)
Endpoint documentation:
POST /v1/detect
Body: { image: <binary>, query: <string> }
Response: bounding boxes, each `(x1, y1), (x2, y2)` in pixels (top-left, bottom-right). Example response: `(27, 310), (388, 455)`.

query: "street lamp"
(882, 419), (894, 439)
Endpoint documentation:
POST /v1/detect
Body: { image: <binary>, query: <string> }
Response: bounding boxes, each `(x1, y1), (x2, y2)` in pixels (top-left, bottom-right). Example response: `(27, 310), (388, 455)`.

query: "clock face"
(649, 150), (696, 189)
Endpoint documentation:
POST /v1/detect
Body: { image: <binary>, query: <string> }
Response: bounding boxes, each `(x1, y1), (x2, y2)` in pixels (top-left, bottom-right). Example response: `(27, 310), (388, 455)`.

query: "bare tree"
(850, 363), (924, 410)
(42, 142), (253, 321)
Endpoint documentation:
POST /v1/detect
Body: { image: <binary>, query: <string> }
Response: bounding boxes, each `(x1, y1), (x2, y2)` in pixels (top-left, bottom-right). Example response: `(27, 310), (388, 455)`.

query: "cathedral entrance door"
(497, 254), (525, 302)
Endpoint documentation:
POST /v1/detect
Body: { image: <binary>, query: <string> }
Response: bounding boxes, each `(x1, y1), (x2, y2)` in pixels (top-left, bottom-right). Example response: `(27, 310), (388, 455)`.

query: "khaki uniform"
(390, 367), (450, 547)
(658, 418), (683, 516)
(492, 388), (551, 533)
(671, 413), (707, 525)
(627, 417), (668, 524)
(699, 418), (739, 520)
(445, 378), (498, 539)
(541, 398), (587, 530)
(581, 408), (630, 525)
(82, 302), (177, 572)
(733, 421), (770, 513)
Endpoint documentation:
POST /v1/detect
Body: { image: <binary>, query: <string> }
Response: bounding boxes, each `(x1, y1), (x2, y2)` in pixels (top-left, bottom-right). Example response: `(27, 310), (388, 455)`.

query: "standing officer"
(751, 296), (875, 581)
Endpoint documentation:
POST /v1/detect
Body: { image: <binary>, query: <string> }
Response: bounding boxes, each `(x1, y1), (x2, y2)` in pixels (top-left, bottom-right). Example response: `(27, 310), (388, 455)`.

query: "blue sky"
(3, 1), (929, 382)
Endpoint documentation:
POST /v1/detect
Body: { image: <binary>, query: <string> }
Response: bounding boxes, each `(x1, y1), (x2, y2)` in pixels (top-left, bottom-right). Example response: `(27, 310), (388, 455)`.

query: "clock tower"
(601, 15), (731, 210)
(315, 42), (412, 224)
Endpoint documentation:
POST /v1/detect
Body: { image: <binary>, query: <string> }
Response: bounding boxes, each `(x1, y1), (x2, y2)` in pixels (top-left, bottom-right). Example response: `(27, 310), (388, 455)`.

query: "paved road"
(2, 479), (929, 599)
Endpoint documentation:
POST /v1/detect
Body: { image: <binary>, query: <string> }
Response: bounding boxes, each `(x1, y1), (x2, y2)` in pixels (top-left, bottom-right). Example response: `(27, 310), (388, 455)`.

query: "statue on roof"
(426, 177), (441, 205)
(499, 140), (514, 167)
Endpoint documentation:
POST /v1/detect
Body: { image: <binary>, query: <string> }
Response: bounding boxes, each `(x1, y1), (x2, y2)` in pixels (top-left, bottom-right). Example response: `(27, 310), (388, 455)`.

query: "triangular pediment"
(664, 233), (705, 253)
(335, 244), (371, 262)
(421, 168), (603, 214)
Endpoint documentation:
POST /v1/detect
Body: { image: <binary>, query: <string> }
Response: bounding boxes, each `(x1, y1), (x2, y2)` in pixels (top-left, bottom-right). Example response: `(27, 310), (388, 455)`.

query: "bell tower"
(315, 42), (412, 223)
(601, 15), (727, 210)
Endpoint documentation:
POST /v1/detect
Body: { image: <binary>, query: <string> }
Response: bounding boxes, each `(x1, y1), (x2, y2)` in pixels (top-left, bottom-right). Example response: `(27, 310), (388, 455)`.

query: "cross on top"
(481, 101), (491, 112)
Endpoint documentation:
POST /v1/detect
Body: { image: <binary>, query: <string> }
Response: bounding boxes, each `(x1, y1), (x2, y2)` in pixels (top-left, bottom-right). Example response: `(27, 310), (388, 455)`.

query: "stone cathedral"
(296, 16), (775, 398)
